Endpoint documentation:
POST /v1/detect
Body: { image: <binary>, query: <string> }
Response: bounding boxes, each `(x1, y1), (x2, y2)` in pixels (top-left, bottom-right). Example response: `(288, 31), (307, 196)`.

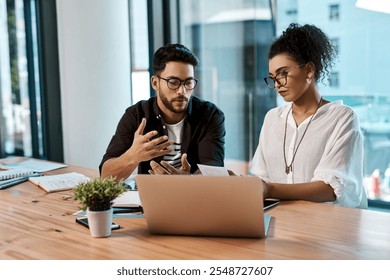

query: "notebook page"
(29, 172), (90, 192)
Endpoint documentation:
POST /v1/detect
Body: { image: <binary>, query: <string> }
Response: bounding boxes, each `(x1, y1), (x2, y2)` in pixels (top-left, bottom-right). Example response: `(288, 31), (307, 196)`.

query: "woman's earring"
(306, 78), (311, 84)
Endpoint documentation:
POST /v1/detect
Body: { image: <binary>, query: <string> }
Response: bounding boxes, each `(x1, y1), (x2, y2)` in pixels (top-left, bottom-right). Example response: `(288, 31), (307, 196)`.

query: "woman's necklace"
(283, 97), (322, 174)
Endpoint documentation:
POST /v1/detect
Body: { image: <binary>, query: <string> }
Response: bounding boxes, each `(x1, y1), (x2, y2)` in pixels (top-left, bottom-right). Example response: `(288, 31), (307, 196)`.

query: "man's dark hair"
(152, 43), (199, 74)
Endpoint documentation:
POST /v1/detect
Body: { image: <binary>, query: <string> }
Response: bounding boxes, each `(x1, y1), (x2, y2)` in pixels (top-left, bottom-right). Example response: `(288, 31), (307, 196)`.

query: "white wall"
(56, 0), (131, 170)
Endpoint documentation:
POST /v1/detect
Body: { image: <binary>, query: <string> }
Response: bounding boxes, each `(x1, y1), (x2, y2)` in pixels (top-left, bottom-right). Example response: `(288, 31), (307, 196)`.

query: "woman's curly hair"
(269, 23), (336, 83)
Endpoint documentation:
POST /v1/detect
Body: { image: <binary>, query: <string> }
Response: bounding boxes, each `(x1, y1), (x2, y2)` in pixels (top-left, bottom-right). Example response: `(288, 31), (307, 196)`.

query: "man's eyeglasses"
(157, 76), (198, 90)
(263, 64), (305, 89)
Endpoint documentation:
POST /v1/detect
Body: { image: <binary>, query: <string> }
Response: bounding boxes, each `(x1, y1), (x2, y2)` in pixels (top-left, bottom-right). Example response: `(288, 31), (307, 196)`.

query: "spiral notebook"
(0, 169), (38, 180)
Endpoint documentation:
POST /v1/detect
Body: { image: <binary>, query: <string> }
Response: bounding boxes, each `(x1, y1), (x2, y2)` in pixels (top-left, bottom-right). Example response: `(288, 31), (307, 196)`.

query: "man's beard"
(159, 89), (189, 114)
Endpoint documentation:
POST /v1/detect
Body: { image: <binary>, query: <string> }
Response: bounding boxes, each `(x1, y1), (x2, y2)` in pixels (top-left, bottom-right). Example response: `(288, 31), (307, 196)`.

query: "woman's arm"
(263, 180), (336, 202)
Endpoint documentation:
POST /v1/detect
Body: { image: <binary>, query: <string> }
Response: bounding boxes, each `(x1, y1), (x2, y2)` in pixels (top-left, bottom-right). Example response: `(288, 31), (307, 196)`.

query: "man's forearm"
(100, 156), (138, 181)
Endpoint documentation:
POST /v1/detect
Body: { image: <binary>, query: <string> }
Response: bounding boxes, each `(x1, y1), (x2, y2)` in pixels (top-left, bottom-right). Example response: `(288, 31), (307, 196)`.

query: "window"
(286, 9), (297, 15)
(331, 37), (339, 55)
(0, 0), (42, 157)
(178, 0), (276, 173)
(328, 72), (339, 88)
(285, 0), (390, 205)
(129, 0), (150, 104)
(329, 4), (340, 21)
(174, 0), (390, 201)
(0, 0), (62, 161)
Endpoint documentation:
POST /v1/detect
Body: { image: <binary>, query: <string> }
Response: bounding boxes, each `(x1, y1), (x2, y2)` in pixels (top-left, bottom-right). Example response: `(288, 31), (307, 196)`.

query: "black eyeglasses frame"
(263, 64), (305, 89)
(156, 76), (198, 90)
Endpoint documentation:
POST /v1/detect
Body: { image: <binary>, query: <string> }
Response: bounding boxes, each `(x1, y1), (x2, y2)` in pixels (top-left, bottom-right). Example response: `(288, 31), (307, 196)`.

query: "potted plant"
(73, 177), (126, 237)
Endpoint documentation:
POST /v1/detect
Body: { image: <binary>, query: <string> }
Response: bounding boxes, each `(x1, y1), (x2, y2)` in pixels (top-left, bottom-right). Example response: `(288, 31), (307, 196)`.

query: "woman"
(249, 23), (367, 208)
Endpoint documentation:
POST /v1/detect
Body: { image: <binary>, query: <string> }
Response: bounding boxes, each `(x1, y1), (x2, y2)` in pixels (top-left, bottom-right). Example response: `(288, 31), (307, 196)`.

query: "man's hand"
(149, 153), (191, 175)
(124, 118), (174, 164)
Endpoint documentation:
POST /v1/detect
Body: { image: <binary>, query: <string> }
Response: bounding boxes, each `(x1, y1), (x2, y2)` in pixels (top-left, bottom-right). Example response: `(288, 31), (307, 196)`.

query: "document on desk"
(197, 164), (229, 176)
(0, 159), (67, 173)
(29, 172), (90, 192)
(264, 213), (271, 237)
(3, 159), (68, 172)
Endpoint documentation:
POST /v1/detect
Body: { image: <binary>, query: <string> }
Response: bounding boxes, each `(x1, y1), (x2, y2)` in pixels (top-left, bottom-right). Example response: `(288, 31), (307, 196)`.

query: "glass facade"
(0, 0), (42, 158)
(129, 0), (150, 104)
(178, 0), (390, 205)
(276, 0), (390, 204)
(179, 0), (276, 172)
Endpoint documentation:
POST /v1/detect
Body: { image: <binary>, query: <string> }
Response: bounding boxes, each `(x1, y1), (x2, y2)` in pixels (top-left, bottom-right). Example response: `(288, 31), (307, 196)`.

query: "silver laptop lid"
(136, 175), (265, 238)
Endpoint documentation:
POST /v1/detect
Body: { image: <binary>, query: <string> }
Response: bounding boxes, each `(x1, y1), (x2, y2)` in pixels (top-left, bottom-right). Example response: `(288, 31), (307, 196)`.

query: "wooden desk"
(1, 163), (390, 260)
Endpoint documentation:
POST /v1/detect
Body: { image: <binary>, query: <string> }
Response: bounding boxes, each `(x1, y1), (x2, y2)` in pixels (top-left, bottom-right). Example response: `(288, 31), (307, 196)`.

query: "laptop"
(135, 175), (272, 238)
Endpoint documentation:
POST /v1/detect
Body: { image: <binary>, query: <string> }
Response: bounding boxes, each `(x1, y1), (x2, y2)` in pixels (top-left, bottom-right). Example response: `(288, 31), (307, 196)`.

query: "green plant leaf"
(73, 177), (127, 211)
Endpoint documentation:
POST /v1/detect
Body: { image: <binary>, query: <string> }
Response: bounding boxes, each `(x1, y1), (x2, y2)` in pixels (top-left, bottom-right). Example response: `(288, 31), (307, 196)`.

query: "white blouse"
(249, 101), (368, 209)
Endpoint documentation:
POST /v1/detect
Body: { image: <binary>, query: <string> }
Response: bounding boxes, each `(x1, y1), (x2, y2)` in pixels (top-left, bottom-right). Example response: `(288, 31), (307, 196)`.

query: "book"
(0, 169), (39, 180)
(29, 172), (90, 192)
(112, 190), (142, 208)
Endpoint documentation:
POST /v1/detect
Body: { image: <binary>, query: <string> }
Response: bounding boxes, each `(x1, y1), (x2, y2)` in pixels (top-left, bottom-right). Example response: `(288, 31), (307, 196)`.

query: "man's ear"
(151, 75), (159, 90)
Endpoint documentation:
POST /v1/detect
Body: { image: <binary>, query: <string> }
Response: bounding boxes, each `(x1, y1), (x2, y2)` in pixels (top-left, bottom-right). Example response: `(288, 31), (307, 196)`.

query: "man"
(99, 43), (225, 180)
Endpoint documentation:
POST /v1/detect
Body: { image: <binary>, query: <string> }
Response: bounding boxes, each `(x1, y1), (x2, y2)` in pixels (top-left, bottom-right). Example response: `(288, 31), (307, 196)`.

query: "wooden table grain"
(1, 160), (390, 260)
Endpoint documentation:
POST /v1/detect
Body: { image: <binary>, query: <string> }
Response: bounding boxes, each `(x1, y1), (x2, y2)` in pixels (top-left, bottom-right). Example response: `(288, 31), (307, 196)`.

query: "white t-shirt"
(249, 101), (368, 209)
(163, 118), (184, 168)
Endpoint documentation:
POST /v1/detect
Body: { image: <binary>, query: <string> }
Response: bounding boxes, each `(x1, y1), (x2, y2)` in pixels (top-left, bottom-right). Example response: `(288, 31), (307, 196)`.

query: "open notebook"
(136, 175), (271, 238)
(29, 172), (90, 192)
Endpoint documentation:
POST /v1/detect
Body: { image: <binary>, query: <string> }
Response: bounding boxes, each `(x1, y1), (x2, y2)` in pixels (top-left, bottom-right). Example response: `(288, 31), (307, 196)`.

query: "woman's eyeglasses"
(263, 64), (305, 89)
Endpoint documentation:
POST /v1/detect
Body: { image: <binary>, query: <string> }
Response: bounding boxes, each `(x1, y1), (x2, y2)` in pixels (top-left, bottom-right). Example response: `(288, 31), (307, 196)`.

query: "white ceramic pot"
(86, 208), (113, 238)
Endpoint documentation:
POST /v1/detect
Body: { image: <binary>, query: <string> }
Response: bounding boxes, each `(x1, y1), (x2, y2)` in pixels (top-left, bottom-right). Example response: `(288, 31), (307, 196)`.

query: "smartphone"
(75, 217), (120, 230)
(263, 199), (280, 210)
